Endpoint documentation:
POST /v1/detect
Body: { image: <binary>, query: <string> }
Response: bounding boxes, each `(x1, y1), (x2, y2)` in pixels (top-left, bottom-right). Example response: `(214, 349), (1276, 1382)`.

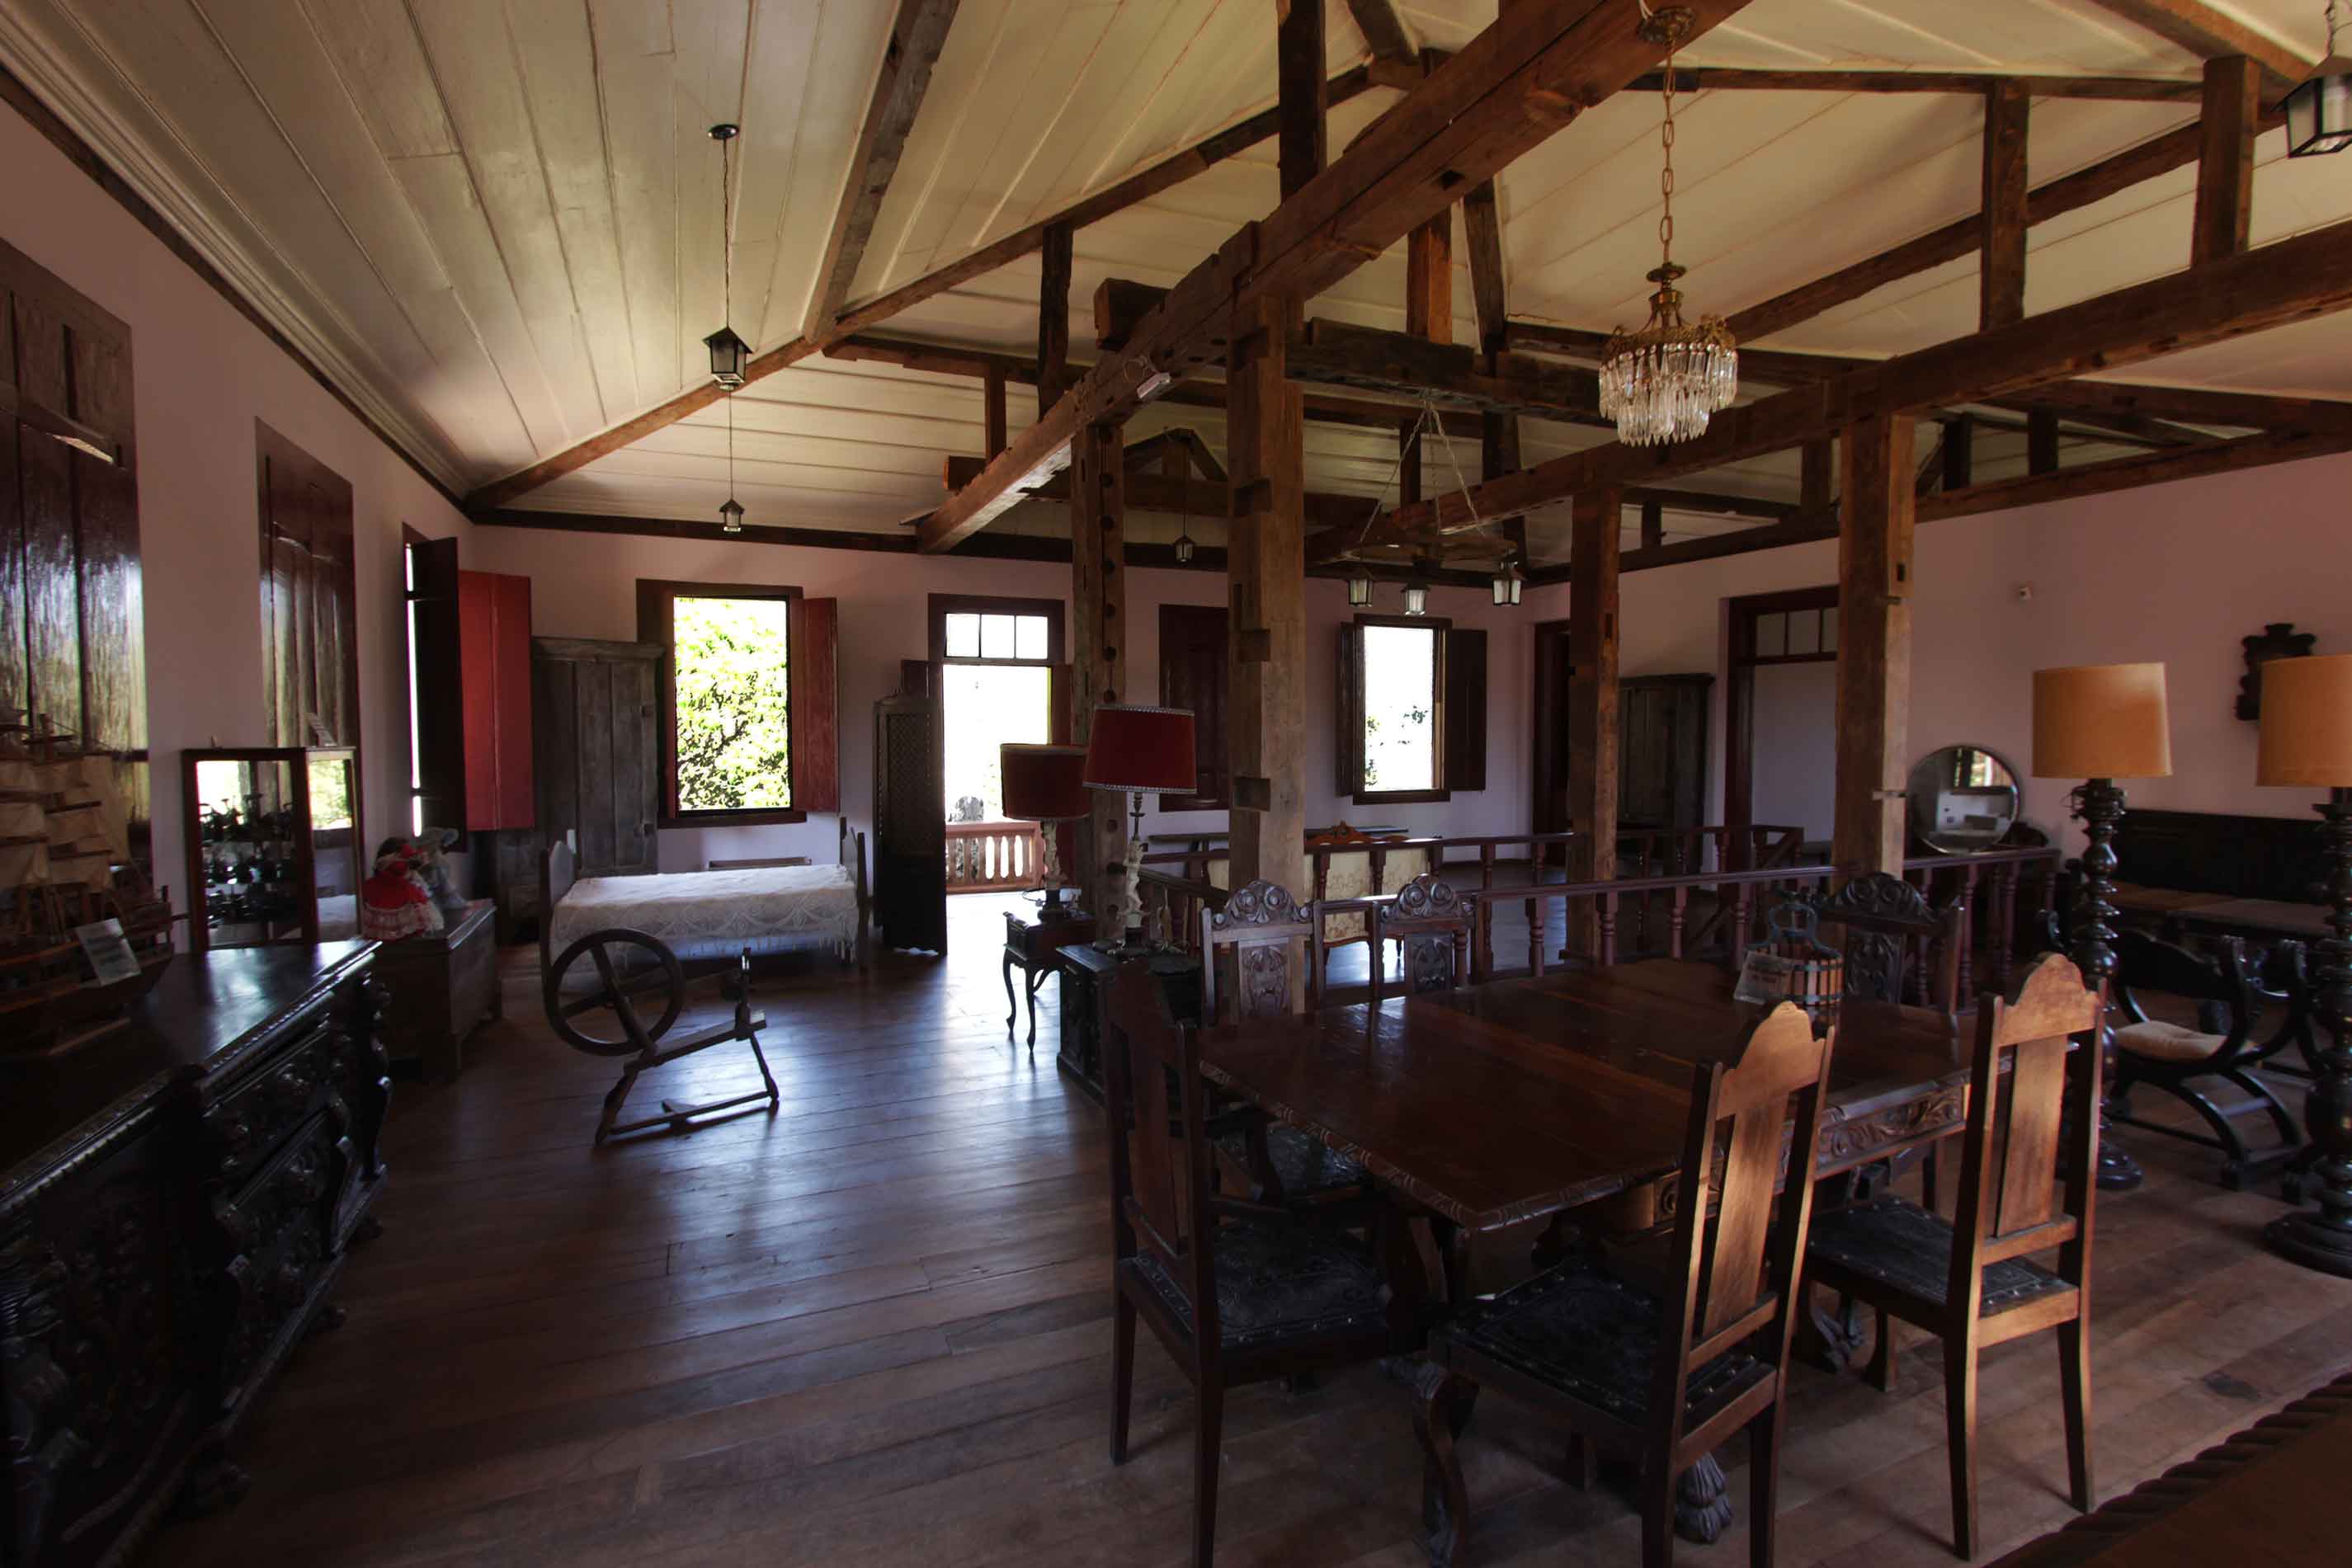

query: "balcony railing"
(945, 822), (1042, 893)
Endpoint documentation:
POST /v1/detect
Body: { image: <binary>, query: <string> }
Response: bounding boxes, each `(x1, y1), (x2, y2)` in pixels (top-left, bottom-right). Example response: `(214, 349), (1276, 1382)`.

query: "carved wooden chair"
(2110, 930), (2303, 1189)
(1198, 880), (1370, 1210)
(1105, 962), (1421, 1568)
(1369, 873), (1473, 1006)
(1803, 953), (2103, 1558)
(1415, 1001), (1834, 1568)
(1806, 871), (1963, 1013)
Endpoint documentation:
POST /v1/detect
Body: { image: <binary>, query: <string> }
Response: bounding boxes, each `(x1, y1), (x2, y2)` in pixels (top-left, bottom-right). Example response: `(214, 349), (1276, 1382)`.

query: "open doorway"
(929, 595), (1065, 892)
(1725, 586), (1839, 856)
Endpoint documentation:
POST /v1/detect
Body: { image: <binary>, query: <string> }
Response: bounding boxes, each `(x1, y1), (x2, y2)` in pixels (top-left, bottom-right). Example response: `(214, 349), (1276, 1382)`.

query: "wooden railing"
(944, 822), (1043, 893)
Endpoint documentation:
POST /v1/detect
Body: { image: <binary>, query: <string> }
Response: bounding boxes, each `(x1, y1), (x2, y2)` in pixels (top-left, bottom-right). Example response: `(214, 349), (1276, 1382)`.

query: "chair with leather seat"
(1105, 960), (1421, 1568)
(1199, 879), (1371, 1208)
(1802, 952), (2104, 1559)
(1413, 999), (1835, 1568)
(2110, 929), (2303, 1189)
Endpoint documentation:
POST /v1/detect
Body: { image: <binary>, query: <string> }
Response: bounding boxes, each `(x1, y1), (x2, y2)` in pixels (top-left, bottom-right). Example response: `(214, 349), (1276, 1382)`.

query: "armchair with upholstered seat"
(2110, 929), (2303, 1189)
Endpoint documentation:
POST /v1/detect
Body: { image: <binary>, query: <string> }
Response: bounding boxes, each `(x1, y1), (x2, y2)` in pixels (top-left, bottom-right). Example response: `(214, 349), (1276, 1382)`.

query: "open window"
(1336, 615), (1487, 804)
(637, 580), (840, 826)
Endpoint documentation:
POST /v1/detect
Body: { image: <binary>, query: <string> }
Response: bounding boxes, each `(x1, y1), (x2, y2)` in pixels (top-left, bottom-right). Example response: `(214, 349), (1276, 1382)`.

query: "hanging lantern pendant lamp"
(710, 122), (747, 531)
(1600, 5), (1737, 447)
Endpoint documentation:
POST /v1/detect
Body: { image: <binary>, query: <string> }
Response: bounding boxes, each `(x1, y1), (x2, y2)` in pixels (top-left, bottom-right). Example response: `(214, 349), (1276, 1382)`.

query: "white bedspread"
(550, 864), (859, 962)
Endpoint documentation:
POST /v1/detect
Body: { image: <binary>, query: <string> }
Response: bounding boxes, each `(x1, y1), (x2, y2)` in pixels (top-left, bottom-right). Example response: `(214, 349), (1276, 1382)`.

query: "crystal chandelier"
(1599, 5), (1737, 446)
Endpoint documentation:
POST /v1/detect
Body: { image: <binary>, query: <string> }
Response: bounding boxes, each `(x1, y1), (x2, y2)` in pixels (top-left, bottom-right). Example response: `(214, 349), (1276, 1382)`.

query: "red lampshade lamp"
(1082, 704), (1197, 948)
(1000, 742), (1090, 919)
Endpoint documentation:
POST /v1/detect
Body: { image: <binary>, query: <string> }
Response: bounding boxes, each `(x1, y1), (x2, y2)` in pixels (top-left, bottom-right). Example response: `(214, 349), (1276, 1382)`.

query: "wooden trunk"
(374, 898), (501, 1081)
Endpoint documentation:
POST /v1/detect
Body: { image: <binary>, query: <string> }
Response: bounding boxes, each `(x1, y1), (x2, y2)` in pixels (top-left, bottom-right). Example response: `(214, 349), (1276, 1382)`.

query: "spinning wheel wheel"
(544, 929), (687, 1055)
(540, 928), (779, 1146)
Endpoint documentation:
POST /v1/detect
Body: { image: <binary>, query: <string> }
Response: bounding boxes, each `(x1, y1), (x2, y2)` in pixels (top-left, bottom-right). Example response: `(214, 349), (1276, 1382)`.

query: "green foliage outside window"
(675, 596), (792, 812)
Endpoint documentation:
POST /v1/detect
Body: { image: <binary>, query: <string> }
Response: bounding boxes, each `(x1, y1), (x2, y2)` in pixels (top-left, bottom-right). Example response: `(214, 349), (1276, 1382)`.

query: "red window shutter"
(457, 569), (536, 830)
(795, 596), (841, 813)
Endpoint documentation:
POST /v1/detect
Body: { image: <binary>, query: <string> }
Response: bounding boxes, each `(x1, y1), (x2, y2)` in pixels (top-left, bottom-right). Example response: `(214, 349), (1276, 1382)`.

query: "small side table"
(1057, 944), (1201, 1103)
(1004, 907), (1097, 1048)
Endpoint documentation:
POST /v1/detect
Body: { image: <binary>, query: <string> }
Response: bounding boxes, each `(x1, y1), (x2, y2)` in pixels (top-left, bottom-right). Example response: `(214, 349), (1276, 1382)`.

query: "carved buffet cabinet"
(0, 940), (387, 1568)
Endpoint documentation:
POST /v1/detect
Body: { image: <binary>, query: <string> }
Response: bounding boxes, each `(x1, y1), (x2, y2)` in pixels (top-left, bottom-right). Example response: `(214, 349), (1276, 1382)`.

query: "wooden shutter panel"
(410, 536), (467, 830)
(795, 596), (841, 813)
(1444, 627), (1488, 793)
(1336, 621), (1366, 796)
(1049, 662), (1072, 742)
(1157, 604), (1229, 810)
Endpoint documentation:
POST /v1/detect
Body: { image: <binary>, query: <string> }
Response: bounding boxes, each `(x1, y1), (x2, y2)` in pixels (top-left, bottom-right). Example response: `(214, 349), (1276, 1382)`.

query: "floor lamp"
(1000, 743), (1090, 922)
(2033, 662), (2173, 1192)
(1081, 704), (1197, 950)
(2256, 654), (2352, 1276)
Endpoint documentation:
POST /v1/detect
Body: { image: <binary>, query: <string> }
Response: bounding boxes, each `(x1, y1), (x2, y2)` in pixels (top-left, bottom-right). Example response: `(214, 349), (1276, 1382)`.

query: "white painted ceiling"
(2, 0), (2344, 562)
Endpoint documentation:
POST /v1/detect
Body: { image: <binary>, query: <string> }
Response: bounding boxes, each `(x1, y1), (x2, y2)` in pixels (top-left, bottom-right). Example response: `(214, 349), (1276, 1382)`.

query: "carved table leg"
(1676, 1452), (1735, 1544)
(1408, 1363), (1479, 1567)
(1002, 950), (1018, 1033)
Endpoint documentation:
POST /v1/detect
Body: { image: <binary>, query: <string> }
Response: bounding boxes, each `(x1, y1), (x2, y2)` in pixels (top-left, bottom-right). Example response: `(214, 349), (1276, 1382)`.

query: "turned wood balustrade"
(945, 822), (1044, 893)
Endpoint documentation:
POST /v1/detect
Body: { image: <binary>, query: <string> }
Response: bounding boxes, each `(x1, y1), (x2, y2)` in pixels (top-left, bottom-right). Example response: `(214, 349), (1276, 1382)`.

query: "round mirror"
(1906, 745), (2020, 855)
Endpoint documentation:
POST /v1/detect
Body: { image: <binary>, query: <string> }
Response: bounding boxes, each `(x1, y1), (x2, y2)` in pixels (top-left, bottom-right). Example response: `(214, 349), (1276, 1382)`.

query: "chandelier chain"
(1658, 30), (1676, 265)
(2333, 0), (2342, 54)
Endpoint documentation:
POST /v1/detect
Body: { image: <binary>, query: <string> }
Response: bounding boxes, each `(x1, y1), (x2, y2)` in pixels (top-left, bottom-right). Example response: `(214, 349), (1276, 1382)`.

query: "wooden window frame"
(1346, 612), (1452, 807)
(1723, 583), (1839, 833)
(927, 593), (1066, 666)
(637, 578), (807, 828)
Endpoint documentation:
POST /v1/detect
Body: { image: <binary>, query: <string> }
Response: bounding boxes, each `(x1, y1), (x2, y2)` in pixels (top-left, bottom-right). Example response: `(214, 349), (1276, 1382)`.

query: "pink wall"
(460, 525), (1534, 870)
(1578, 452), (2352, 855)
(2, 100), (471, 911)
(1748, 661), (1837, 840)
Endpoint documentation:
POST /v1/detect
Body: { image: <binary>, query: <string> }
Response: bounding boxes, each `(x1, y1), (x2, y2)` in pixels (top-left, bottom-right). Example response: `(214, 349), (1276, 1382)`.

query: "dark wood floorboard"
(139, 892), (2350, 1567)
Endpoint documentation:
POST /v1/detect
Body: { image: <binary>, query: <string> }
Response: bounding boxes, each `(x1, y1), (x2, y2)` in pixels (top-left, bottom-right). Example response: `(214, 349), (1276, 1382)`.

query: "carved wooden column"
(1831, 412), (1916, 881)
(1072, 421), (1127, 919)
(1227, 294), (1309, 904)
(1567, 486), (1622, 958)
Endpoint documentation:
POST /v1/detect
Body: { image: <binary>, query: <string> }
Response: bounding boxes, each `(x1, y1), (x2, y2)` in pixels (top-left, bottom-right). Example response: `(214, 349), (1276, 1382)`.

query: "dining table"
(1193, 957), (1973, 1545)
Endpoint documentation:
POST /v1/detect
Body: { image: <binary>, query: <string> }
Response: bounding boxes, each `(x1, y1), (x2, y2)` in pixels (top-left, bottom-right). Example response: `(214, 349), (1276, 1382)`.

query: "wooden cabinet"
(375, 898), (501, 1081)
(872, 681), (945, 954)
(1619, 674), (1713, 833)
(533, 637), (662, 884)
(0, 942), (385, 1568)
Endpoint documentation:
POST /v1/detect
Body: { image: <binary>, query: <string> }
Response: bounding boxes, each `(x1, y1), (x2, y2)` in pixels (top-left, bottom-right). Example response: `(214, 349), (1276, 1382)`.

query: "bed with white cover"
(540, 818), (868, 972)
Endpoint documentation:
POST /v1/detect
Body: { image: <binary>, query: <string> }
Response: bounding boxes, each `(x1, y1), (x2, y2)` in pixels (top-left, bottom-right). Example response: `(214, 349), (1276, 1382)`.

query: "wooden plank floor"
(146, 892), (2351, 1567)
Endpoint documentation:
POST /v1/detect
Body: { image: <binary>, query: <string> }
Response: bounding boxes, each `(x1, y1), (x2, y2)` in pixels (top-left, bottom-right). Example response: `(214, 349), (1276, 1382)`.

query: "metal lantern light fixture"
(2288, 2), (2352, 157)
(1171, 459), (1195, 563)
(1492, 558), (1523, 607)
(1599, 5), (1737, 445)
(719, 497), (745, 533)
(705, 325), (750, 388)
(1347, 572), (1374, 608)
(1404, 561), (1435, 617)
(709, 124), (747, 532)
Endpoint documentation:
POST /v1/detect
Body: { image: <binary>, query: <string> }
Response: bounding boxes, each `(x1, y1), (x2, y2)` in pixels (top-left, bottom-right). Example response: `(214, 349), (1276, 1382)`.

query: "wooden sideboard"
(376, 898), (501, 1080)
(0, 941), (388, 1568)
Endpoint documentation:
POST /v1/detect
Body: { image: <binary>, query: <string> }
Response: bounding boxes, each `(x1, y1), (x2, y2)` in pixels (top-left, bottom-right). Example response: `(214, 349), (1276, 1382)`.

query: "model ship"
(0, 712), (175, 1056)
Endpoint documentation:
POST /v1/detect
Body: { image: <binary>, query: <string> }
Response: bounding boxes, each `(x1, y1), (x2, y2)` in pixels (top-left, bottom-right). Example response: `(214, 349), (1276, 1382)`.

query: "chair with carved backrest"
(1105, 961), (1421, 1568)
(1370, 873), (1473, 1006)
(1197, 880), (1372, 1210)
(1807, 871), (1963, 1013)
(1415, 1001), (1836, 1568)
(1803, 952), (2103, 1558)
(2110, 929), (2303, 1189)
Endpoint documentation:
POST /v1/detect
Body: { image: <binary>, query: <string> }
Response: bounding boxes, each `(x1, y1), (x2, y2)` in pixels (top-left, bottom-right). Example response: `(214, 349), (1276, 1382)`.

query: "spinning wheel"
(542, 928), (779, 1146)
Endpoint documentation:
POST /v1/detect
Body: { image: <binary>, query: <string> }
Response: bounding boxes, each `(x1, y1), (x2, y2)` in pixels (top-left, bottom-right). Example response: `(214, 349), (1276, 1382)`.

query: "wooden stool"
(542, 929), (779, 1147)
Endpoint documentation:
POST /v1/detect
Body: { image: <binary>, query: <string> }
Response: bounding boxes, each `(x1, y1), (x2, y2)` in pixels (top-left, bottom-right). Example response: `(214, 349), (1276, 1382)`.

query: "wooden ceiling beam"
(2083, 2), (2310, 95)
(1293, 318), (1606, 424)
(1979, 82), (2029, 328)
(800, 0), (962, 339)
(2192, 55), (2261, 265)
(918, 0), (1761, 553)
(1280, 0), (1330, 198)
(1626, 68), (2202, 101)
(1344, 0), (1418, 65)
(461, 58), (1379, 512)
(1335, 214), (2352, 556)
(1725, 107), (2277, 346)
(941, 453), (1366, 529)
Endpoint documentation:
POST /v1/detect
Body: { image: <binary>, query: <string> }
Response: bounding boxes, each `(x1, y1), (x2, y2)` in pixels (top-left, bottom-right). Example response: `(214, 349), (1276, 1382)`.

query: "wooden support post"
(1277, 0), (1328, 200)
(1227, 294), (1310, 908)
(1463, 179), (1520, 478)
(1399, 210), (1453, 507)
(1980, 80), (2030, 328)
(1039, 222), (1072, 418)
(983, 365), (1007, 460)
(1567, 486), (1622, 958)
(1800, 437), (1835, 511)
(2192, 55), (2260, 265)
(2028, 408), (2061, 473)
(1639, 498), (1664, 551)
(1071, 421), (1128, 918)
(1832, 413), (1917, 882)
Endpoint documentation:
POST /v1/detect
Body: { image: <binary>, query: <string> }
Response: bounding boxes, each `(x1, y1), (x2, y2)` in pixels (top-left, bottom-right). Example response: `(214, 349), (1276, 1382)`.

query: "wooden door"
(1619, 675), (1713, 832)
(873, 688), (946, 954)
(1530, 619), (1573, 855)
(1158, 603), (1229, 810)
(532, 637), (660, 877)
